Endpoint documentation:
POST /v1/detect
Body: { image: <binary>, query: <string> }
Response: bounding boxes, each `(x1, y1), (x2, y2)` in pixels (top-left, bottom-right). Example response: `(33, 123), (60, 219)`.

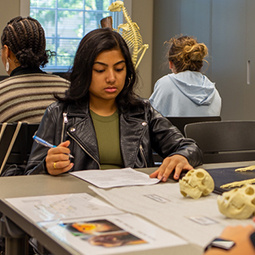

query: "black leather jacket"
(25, 100), (203, 174)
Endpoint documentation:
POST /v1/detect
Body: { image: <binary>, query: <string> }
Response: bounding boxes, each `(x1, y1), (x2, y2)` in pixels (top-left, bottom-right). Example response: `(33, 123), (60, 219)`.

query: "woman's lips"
(105, 87), (117, 93)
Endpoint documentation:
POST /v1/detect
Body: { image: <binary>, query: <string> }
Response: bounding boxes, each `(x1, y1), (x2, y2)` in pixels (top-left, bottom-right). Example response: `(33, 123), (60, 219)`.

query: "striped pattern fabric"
(0, 73), (70, 123)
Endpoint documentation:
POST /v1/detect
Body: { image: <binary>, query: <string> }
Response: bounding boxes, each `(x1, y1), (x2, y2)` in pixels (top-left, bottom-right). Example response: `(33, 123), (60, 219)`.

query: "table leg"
(5, 236), (29, 255)
(0, 216), (29, 255)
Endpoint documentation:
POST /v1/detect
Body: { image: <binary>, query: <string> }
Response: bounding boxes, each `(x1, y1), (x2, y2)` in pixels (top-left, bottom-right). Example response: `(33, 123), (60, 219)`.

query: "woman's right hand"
(45, 140), (74, 175)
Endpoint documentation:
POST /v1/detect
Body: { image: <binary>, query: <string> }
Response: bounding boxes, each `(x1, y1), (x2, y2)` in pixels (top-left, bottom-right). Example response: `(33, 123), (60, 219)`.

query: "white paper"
(40, 213), (187, 255)
(6, 192), (188, 254)
(70, 168), (160, 188)
(89, 183), (252, 247)
(5, 193), (122, 223)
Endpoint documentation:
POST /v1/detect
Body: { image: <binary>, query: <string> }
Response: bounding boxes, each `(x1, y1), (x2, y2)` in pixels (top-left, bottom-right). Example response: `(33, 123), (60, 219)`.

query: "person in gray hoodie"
(149, 35), (222, 117)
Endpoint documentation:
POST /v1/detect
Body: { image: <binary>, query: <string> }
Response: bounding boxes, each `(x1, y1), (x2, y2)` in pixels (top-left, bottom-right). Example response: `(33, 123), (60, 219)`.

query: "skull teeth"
(220, 197), (244, 210)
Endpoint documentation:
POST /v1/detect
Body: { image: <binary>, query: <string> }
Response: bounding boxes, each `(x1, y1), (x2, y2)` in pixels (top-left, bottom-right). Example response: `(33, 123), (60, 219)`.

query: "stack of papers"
(6, 192), (186, 255)
(70, 167), (161, 188)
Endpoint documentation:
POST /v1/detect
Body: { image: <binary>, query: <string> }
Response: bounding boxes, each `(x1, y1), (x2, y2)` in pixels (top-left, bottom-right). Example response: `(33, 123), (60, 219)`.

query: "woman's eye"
(94, 69), (104, 73)
(116, 67), (124, 72)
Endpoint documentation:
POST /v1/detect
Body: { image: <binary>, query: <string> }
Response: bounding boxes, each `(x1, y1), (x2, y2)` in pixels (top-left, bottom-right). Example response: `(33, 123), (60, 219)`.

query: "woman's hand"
(45, 140), (74, 175)
(149, 154), (193, 181)
(220, 225), (254, 241)
(204, 225), (255, 255)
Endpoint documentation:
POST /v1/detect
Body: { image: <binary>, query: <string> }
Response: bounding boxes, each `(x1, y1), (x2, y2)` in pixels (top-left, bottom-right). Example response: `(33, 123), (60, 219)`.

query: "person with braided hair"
(0, 16), (70, 123)
(149, 35), (222, 117)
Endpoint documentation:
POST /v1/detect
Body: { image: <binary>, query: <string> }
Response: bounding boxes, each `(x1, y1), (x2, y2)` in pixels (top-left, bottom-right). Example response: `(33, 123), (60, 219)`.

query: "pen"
(33, 135), (74, 158)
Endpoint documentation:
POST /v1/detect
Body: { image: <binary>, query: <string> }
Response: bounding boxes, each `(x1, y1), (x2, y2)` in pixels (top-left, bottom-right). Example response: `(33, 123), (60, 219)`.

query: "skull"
(217, 184), (255, 219)
(179, 168), (215, 199)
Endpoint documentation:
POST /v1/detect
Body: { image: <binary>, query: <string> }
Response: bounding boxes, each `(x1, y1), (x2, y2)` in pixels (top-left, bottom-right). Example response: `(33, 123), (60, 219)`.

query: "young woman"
(149, 35), (222, 117)
(25, 28), (202, 181)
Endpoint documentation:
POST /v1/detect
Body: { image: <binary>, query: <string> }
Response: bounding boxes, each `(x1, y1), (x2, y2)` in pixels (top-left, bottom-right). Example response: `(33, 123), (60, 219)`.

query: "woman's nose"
(106, 69), (116, 84)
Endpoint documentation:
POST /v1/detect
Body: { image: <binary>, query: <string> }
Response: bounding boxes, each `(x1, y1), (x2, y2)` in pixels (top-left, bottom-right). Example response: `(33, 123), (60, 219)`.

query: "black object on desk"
(206, 166), (255, 194)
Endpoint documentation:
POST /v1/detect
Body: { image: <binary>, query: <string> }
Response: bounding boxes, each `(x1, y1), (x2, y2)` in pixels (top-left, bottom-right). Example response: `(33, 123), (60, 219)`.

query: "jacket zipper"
(139, 144), (147, 168)
(67, 131), (101, 169)
(61, 112), (68, 142)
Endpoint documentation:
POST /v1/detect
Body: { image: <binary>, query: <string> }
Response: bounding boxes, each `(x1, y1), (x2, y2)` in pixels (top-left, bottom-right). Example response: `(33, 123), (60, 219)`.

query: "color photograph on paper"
(60, 219), (147, 248)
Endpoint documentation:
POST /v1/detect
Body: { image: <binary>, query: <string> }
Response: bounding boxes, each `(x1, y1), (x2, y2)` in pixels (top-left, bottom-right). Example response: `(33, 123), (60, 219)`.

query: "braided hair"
(1, 16), (48, 68)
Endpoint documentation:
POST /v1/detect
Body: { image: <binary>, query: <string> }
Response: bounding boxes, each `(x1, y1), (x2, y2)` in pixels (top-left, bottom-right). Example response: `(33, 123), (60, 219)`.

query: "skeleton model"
(217, 184), (255, 219)
(108, 1), (149, 69)
(216, 166), (255, 219)
(179, 168), (215, 199)
(178, 168), (255, 218)
(220, 165), (255, 189)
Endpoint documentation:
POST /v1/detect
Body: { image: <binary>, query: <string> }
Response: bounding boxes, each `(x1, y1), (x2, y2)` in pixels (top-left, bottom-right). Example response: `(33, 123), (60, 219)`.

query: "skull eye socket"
(196, 172), (205, 178)
(245, 187), (255, 195)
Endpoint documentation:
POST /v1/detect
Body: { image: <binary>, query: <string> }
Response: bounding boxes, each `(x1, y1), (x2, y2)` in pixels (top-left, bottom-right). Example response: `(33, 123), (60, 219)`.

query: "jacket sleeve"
(25, 104), (60, 175)
(148, 103), (203, 167)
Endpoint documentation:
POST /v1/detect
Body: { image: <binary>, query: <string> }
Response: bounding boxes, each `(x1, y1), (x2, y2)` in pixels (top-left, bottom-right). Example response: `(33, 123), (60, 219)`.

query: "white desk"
(1, 161), (255, 255)
(0, 169), (202, 255)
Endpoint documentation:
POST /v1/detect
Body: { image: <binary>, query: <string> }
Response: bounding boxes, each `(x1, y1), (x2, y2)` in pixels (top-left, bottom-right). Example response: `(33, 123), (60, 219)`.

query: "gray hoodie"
(149, 71), (222, 117)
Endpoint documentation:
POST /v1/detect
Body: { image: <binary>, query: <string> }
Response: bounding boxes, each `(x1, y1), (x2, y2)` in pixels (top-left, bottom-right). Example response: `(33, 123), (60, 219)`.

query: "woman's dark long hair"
(58, 28), (142, 112)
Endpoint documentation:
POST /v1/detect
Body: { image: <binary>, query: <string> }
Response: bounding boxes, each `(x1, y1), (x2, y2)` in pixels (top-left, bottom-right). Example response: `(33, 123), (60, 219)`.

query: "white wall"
(131, 0), (153, 98)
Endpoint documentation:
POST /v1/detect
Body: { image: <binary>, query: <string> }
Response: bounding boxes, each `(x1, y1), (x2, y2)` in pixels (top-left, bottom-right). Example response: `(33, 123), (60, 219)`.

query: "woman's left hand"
(149, 154), (193, 181)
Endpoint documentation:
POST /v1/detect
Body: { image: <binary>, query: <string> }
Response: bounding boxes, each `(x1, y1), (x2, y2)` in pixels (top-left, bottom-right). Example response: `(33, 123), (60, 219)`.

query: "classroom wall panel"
(153, 0), (255, 120)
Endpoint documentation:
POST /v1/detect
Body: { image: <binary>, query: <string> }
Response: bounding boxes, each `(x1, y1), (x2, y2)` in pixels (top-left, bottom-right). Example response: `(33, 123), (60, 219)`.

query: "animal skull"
(217, 184), (255, 219)
(179, 168), (214, 199)
(108, 1), (124, 12)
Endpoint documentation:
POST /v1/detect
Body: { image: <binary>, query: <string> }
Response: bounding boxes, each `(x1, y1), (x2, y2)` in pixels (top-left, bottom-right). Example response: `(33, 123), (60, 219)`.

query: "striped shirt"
(0, 73), (70, 123)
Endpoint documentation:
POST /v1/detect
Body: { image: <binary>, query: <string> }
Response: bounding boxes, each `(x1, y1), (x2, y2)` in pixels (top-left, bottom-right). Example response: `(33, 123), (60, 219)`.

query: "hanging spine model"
(108, 1), (149, 69)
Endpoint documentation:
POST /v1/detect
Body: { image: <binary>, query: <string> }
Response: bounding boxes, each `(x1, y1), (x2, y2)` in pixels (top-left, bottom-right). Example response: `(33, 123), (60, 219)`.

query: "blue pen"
(33, 135), (74, 158)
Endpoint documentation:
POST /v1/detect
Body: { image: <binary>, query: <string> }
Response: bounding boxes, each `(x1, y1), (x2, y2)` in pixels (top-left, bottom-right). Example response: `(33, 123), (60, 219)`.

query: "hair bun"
(168, 35), (208, 72)
(183, 43), (208, 62)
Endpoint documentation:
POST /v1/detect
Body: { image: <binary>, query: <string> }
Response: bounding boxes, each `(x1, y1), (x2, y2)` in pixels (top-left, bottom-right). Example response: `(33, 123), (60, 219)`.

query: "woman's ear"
(169, 61), (176, 73)
(3, 45), (10, 59)
(169, 61), (172, 70)
(169, 60), (175, 72)
(2, 45), (20, 74)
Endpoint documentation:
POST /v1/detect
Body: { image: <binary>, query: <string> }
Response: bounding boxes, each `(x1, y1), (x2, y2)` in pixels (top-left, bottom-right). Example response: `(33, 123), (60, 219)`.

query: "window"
(29, 0), (123, 72)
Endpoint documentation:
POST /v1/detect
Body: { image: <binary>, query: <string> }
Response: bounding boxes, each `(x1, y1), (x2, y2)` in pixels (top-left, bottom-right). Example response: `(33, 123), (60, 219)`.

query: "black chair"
(167, 116), (221, 135)
(184, 120), (255, 163)
(152, 116), (221, 165)
(0, 122), (39, 175)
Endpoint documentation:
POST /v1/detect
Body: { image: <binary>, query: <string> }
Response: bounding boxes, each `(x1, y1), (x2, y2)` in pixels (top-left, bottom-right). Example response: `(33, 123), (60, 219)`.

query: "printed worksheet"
(6, 192), (187, 254)
(70, 168), (160, 188)
(5, 193), (122, 222)
(89, 183), (252, 247)
(40, 213), (187, 255)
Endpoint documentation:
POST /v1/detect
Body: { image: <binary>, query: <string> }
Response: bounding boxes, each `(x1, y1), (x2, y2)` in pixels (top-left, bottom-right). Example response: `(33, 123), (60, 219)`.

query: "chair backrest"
(184, 120), (255, 163)
(0, 123), (39, 171)
(153, 116), (221, 165)
(167, 116), (221, 135)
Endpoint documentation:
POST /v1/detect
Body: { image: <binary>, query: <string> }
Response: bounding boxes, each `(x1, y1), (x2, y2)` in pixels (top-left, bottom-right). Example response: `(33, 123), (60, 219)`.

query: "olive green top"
(90, 110), (123, 169)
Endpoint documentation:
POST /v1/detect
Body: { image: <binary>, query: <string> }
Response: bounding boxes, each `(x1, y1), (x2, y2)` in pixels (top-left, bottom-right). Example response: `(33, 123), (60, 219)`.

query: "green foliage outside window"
(30, 0), (121, 72)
